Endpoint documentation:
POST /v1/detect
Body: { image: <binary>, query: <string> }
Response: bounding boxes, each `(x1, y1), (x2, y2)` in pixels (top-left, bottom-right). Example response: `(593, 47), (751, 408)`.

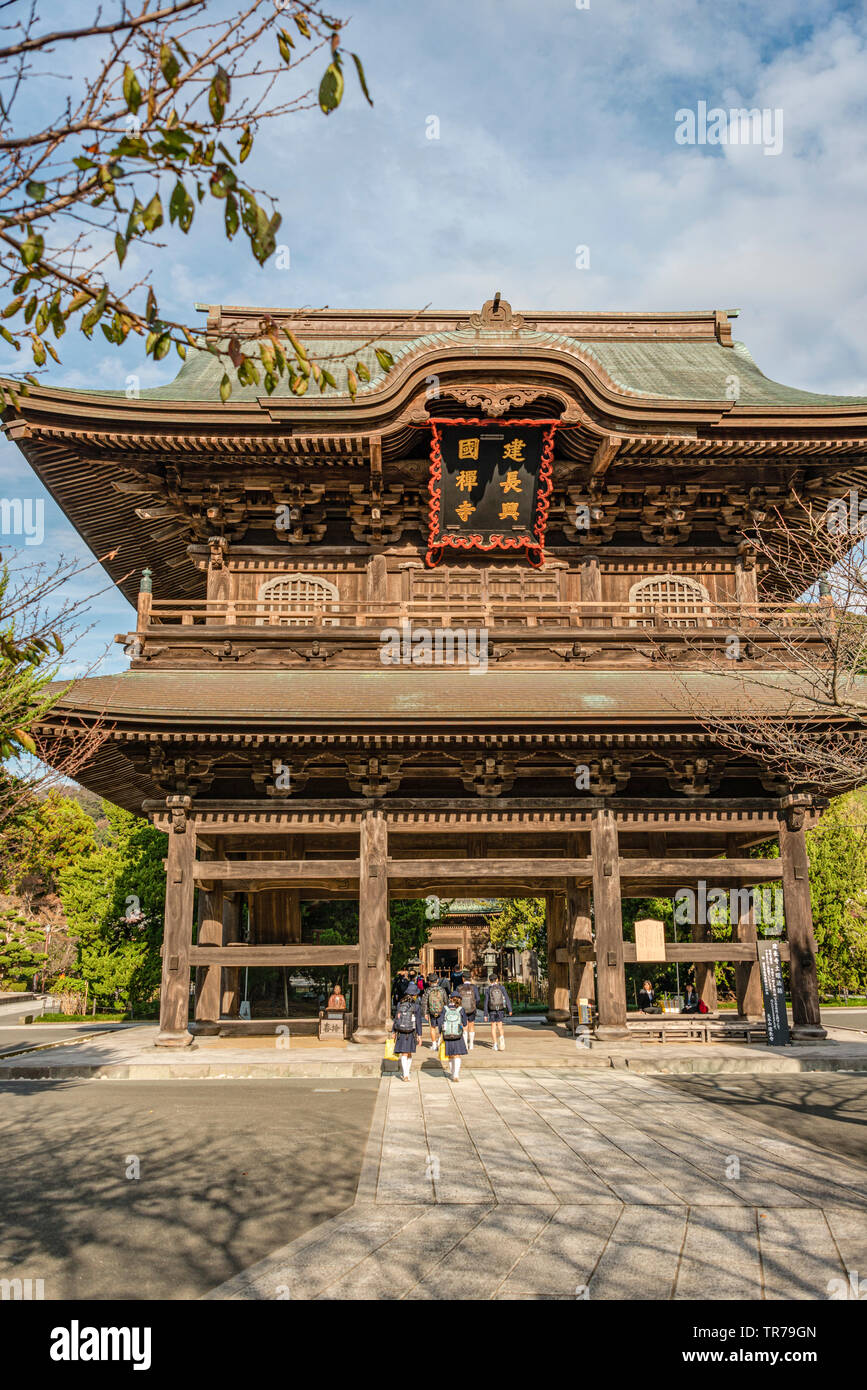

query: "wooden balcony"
(138, 596), (819, 632)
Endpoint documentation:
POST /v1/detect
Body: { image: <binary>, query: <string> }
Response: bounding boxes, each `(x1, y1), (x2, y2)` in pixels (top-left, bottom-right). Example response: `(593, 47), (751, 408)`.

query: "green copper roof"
(126, 328), (867, 408)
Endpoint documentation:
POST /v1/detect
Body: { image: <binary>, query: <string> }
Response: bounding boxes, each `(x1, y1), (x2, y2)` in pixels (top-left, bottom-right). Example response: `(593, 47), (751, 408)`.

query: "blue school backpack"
(442, 1005), (463, 1040)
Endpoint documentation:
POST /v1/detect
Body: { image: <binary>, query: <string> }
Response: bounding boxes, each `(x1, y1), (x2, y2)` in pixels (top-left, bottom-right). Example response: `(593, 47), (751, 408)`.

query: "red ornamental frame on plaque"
(425, 417), (558, 568)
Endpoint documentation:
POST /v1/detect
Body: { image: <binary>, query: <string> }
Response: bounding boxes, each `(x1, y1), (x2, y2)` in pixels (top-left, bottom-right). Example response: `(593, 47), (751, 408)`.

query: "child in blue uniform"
(392, 984), (423, 1081)
(484, 975), (513, 1051)
(440, 993), (468, 1082)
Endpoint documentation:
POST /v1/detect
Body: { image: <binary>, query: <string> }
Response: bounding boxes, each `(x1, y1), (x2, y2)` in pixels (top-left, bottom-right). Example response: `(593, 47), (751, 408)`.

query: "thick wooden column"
(567, 832), (594, 1010)
(546, 892), (570, 1022)
(194, 841), (223, 1025)
(778, 814), (826, 1039)
(591, 809), (628, 1038)
(156, 798), (196, 1047)
(690, 920), (718, 1012)
(221, 892), (241, 1018)
(733, 887), (763, 1019)
(353, 810), (390, 1043)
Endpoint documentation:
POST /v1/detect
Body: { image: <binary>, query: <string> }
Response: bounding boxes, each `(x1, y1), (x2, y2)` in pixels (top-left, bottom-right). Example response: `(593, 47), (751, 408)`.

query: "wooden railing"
(140, 597), (819, 631)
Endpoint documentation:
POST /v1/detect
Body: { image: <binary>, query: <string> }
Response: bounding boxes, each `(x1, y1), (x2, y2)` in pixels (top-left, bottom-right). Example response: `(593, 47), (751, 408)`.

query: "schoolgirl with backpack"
(458, 978), (481, 1050)
(422, 975), (448, 1049)
(391, 985), (423, 1081)
(440, 993), (468, 1082)
(483, 975), (513, 1051)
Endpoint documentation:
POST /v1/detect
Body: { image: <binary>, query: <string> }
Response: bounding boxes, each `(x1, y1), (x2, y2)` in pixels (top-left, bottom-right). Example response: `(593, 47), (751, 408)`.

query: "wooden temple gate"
(151, 800), (823, 1045)
(10, 297), (863, 1050)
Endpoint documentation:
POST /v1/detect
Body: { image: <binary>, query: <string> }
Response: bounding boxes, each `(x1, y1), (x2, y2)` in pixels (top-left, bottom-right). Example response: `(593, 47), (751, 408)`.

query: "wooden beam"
(193, 859), (359, 881)
(189, 945), (360, 966)
(620, 858), (782, 881)
(386, 857), (593, 880)
(575, 942), (791, 964)
(590, 433), (620, 479)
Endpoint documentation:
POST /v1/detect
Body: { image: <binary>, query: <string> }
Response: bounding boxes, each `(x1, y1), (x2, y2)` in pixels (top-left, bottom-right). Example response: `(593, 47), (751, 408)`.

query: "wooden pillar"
(546, 892), (570, 1022)
(194, 841), (223, 1025)
(567, 832), (594, 1010)
(353, 810), (390, 1043)
(156, 798), (196, 1047)
(221, 892), (241, 1018)
(732, 886), (763, 1019)
(690, 919), (718, 1012)
(779, 814), (826, 1039)
(591, 808), (628, 1038)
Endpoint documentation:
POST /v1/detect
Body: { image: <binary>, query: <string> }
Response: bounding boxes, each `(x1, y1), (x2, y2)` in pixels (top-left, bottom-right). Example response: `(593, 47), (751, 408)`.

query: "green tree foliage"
(0, 1), (381, 404)
(0, 787), (96, 895)
(801, 796), (867, 994)
(489, 897), (547, 970)
(57, 801), (167, 1012)
(0, 908), (46, 985)
(300, 897), (431, 978)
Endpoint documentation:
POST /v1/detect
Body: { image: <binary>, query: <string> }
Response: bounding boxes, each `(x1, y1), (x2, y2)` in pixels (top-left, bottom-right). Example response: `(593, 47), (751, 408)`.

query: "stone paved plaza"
(207, 1068), (867, 1301)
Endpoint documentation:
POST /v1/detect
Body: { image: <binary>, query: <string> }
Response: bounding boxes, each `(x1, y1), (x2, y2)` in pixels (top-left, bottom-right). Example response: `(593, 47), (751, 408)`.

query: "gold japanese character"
(458, 438), (480, 460)
(500, 469), (522, 494)
(503, 438), (526, 462)
(499, 501), (520, 522)
(455, 469), (478, 492)
(455, 500), (475, 522)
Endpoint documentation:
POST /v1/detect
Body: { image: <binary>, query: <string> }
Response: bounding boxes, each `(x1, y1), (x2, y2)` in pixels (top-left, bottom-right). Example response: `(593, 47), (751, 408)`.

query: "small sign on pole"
(757, 940), (791, 1046)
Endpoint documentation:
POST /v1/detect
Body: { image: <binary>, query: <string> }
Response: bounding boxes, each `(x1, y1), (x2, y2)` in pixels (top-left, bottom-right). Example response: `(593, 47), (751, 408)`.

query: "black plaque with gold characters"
(426, 418), (557, 567)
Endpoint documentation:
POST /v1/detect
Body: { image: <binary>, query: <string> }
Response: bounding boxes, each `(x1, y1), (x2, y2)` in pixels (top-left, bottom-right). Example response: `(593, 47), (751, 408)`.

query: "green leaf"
(26, 179), (47, 201)
(219, 372), (231, 403)
(347, 368), (358, 399)
(20, 232), (44, 267)
(159, 42), (180, 88)
(80, 285), (108, 335)
(153, 331), (171, 361)
(237, 357), (259, 387)
(349, 52), (374, 107)
(141, 193), (163, 232)
(209, 165), (236, 198)
(176, 342), (186, 359)
(208, 66), (230, 124)
(115, 231), (127, 267)
(224, 192), (239, 238)
(73, 156), (96, 171)
(374, 348), (395, 372)
(145, 287), (157, 323)
(239, 126), (253, 163)
(356, 360), (371, 382)
(277, 30), (294, 63)
(294, 13), (311, 38)
(31, 335), (46, 366)
(169, 180), (194, 232)
(319, 62), (344, 115)
(2, 295), (25, 319)
(123, 64), (142, 114)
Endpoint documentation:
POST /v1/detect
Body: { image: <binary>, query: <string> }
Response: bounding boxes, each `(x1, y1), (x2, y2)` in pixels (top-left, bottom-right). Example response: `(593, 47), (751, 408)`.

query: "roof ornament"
(468, 293), (533, 335)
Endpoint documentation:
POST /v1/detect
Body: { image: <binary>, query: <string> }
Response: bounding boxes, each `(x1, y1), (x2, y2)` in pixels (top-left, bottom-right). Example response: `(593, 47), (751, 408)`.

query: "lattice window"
(257, 573), (339, 626)
(628, 573), (710, 628)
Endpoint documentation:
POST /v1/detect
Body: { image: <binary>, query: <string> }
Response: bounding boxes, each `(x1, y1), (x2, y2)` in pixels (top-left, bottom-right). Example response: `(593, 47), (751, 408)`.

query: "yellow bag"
(384, 1035), (396, 1060)
(438, 1038), (447, 1061)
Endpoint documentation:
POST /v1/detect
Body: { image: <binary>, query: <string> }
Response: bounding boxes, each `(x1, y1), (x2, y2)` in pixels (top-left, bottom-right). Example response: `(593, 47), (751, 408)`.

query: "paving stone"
(674, 1207), (763, 1299)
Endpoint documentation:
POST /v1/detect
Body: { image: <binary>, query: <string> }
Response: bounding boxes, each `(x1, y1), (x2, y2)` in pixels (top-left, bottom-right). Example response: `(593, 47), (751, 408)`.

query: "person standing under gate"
(422, 974), (448, 1050)
(459, 976), (480, 1051)
(441, 993), (468, 1083)
(484, 975), (513, 1051)
(392, 984), (423, 1081)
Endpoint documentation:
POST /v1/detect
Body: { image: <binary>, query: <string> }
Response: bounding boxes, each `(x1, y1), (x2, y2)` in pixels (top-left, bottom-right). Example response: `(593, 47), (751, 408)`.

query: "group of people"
(390, 967), (514, 1082)
(637, 979), (709, 1015)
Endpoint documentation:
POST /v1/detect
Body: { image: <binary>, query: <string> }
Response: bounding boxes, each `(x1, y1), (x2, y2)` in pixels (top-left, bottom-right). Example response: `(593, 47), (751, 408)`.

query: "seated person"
(682, 984), (699, 1014)
(637, 979), (662, 1014)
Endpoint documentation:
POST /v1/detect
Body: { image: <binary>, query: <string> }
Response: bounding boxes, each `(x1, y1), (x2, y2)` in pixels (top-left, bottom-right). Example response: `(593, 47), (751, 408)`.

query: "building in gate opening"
(6, 297), (867, 1044)
(421, 898), (503, 978)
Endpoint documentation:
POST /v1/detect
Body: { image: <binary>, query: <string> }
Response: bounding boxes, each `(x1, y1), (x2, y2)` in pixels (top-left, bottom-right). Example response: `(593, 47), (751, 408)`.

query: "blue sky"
(3, 0), (866, 675)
